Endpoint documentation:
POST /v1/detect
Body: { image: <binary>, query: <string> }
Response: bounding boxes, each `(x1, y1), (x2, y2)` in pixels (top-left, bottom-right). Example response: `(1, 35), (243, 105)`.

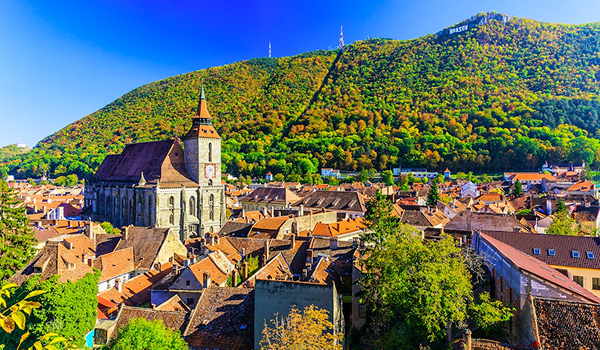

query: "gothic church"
(85, 87), (225, 241)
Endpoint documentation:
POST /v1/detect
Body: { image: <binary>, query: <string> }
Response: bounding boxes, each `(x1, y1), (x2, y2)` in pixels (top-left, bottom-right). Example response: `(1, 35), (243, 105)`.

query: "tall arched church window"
(209, 143), (212, 162)
(190, 197), (196, 216)
(169, 213), (174, 225)
(169, 196), (174, 208)
(209, 194), (215, 221)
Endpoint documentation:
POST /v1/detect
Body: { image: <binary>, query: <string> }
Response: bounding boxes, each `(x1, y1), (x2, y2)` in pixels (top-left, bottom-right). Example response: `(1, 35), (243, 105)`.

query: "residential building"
(472, 232), (600, 310)
(240, 187), (301, 211)
(484, 231), (600, 298)
(293, 191), (367, 218)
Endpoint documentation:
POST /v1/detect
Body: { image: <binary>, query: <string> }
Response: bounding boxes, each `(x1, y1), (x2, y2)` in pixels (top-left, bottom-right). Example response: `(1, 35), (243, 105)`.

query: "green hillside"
(4, 12), (600, 180)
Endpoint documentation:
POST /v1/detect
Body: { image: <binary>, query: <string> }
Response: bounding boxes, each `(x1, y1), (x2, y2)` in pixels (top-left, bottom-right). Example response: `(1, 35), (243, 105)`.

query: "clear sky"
(1, 0), (599, 148)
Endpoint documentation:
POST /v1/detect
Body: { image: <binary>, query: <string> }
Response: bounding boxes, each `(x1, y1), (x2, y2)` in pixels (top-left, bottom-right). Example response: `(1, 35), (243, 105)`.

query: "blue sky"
(1, 0), (599, 147)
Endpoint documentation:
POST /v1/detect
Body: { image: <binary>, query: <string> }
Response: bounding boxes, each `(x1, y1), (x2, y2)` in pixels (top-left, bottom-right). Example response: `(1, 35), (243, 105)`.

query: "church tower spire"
(183, 85), (222, 185)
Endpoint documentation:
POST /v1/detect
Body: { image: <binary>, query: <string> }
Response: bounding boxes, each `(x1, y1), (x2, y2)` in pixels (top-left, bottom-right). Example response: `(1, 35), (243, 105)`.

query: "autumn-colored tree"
(260, 305), (342, 350)
(0, 283), (69, 350)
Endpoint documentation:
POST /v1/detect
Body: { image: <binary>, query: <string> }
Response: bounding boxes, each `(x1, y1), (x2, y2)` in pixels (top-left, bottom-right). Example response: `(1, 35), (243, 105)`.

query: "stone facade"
(85, 89), (225, 241)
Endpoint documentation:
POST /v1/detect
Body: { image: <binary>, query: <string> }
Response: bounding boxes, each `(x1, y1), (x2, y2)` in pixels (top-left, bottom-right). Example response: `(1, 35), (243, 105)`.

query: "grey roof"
(114, 227), (170, 269)
(293, 191), (366, 212)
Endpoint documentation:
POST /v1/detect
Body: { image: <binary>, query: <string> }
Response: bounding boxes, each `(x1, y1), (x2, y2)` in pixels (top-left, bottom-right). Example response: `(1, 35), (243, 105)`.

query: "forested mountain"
(5, 12), (600, 180)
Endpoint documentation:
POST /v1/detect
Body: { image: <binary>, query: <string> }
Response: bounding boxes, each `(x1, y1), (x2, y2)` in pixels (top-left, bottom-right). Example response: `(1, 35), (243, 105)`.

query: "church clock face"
(204, 164), (216, 178)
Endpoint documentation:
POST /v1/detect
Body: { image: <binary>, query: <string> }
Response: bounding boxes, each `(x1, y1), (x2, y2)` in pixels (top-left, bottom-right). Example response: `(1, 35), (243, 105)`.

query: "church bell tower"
(183, 86), (222, 186)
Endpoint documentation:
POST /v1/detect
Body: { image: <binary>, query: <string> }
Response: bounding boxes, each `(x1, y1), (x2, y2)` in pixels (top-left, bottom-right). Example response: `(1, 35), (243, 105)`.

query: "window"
(208, 143), (212, 162)
(208, 179), (213, 186)
(189, 197), (196, 216)
(548, 249), (555, 256)
(573, 275), (584, 286)
(593, 278), (600, 290)
(186, 298), (194, 306)
(186, 280), (190, 286)
(533, 248), (540, 255)
(587, 251), (595, 259)
(572, 251), (580, 258)
(169, 196), (174, 207)
(169, 213), (174, 225)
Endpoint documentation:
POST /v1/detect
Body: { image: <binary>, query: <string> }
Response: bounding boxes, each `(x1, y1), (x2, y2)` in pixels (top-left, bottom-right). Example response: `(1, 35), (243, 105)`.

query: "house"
(9, 240), (96, 285)
(97, 263), (175, 307)
(542, 161), (585, 175)
(94, 247), (138, 292)
(240, 187), (301, 211)
(445, 212), (533, 234)
(293, 191), (367, 218)
(444, 168), (451, 180)
(484, 231), (600, 298)
(248, 211), (338, 239)
(472, 232), (600, 310)
(566, 180), (596, 196)
(321, 168), (341, 178)
(253, 279), (344, 350)
(111, 226), (188, 272)
(398, 209), (448, 231)
(265, 171), (273, 182)
(311, 218), (366, 241)
(183, 287), (255, 350)
(572, 205), (600, 231)
(460, 182), (480, 198)
(508, 173), (555, 187)
(166, 253), (233, 307)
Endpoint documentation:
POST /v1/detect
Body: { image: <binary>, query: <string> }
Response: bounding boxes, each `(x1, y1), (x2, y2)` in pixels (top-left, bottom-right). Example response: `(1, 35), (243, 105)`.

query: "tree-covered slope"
(5, 12), (600, 180)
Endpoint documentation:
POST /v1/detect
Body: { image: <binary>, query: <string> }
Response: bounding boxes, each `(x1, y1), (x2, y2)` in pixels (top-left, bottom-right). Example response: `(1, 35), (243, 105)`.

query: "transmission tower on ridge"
(269, 41), (272, 58)
(339, 26), (345, 50)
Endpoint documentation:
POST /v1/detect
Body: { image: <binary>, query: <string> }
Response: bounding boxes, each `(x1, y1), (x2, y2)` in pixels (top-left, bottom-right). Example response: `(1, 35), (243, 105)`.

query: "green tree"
(109, 318), (188, 350)
(260, 305), (342, 350)
(0, 283), (69, 350)
(100, 222), (121, 235)
(382, 170), (394, 186)
(469, 292), (514, 339)
(360, 191), (398, 246)
(426, 178), (439, 207)
(512, 180), (524, 197)
(359, 225), (472, 348)
(356, 168), (369, 183)
(327, 176), (339, 186)
(555, 197), (566, 214)
(273, 173), (285, 182)
(0, 179), (36, 280)
(0, 271), (100, 349)
(547, 210), (578, 236)
(53, 176), (67, 187)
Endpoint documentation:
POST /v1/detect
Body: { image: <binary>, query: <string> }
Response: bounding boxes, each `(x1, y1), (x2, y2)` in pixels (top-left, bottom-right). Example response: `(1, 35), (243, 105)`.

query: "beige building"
(85, 87), (225, 241)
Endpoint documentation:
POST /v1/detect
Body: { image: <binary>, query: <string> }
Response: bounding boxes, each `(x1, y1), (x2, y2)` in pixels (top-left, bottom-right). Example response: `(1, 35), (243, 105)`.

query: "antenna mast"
(339, 26), (345, 50)
(269, 41), (272, 58)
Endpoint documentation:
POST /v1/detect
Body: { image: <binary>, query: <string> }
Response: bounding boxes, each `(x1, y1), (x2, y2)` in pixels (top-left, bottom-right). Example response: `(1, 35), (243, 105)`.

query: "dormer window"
(548, 249), (555, 256)
(572, 251), (580, 258)
(533, 248), (540, 255)
(587, 251), (595, 259)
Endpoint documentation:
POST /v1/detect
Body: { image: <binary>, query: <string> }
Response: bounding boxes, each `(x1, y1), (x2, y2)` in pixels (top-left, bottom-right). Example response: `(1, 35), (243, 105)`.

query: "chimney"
(203, 271), (211, 288)
(307, 249), (314, 264)
(199, 238), (206, 255)
(463, 329), (472, 350)
(232, 269), (239, 287)
(245, 215), (250, 224)
(292, 222), (299, 235)
(87, 256), (94, 266)
(215, 235), (220, 245)
(68, 220), (72, 228)
(330, 237), (339, 250)
(241, 247), (246, 258)
(262, 207), (268, 218)
(291, 234), (296, 250)
(242, 260), (249, 280)
(270, 206), (274, 218)
(123, 225), (132, 240)
(211, 234), (215, 246)
(64, 240), (73, 250)
(116, 279), (122, 293)
(265, 240), (270, 261)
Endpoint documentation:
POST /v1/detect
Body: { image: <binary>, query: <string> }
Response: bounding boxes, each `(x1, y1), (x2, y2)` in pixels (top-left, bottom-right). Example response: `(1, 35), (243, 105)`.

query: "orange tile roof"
(566, 181), (595, 192)
(312, 218), (365, 238)
(512, 173), (555, 181)
(188, 256), (229, 287)
(98, 263), (174, 306)
(94, 247), (135, 283)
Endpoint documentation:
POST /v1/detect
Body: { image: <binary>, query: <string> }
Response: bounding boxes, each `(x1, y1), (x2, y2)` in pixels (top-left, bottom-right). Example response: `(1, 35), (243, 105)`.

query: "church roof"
(94, 139), (197, 185)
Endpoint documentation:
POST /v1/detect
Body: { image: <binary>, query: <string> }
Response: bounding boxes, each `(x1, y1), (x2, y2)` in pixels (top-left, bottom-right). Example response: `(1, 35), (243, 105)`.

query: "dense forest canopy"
(4, 12), (600, 180)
